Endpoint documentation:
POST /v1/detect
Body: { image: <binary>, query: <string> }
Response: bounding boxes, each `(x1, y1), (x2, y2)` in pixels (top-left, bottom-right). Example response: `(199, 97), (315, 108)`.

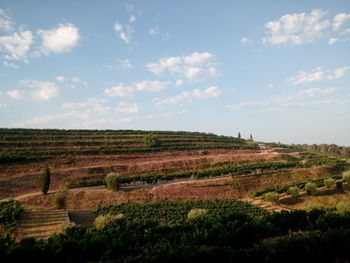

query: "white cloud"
(118, 58), (133, 69)
(105, 84), (135, 98)
(55, 75), (87, 89)
(155, 86), (221, 107)
(62, 98), (105, 110)
(240, 37), (253, 45)
(333, 13), (350, 31)
(114, 22), (134, 44)
(263, 9), (330, 45)
(144, 109), (189, 119)
(0, 30), (33, 61)
(129, 15), (137, 23)
(20, 79), (59, 100)
(0, 9), (14, 32)
(105, 80), (170, 98)
(175, 79), (185, 87)
(266, 84), (274, 89)
(328, 37), (339, 45)
(37, 23), (80, 55)
(286, 66), (350, 84)
(116, 102), (140, 113)
(3, 60), (18, 68)
(226, 87), (340, 111)
(146, 51), (218, 82)
(0, 103), (7, 108)
(149, 27), (159, 35)
(56, 76), (65, 82)
(6, 89), (24, 100)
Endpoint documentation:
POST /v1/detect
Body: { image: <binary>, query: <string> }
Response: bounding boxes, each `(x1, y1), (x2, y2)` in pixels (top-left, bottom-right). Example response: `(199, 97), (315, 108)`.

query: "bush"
(343, 172), (350, 184)
(305, 182), (317, 195)
(52, 188), (68, 209)
(306, 202), (325, 212)
(262, 192), (279, 203)
(324, 178), (335, 188)
(143, 134), (160, 148)
(335, 180), (343, 191)
(287, 186), (299, 197)
(94, 213), (125, 230)
(336, 202), (350, 214)
(105, 172), (121, 191)
(187, 208), (208, 220)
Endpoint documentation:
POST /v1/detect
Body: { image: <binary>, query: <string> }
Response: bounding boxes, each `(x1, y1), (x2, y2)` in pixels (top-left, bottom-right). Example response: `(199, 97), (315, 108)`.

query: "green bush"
(287, 186), (299, 197)
(262, 192), (279, 203)
(105, 172), (121, 191)
(52, 188), (68, 209)
(305, 182), (317, 196)
(343, 173), (350, 184)
(41, 165), (51, 195)
(305, 202), (324, 212)
(187, 208), (208, 219)
(324, 178), (335, 188)
(143, 134), (160, 147)
(94, 213), (125, 230)
(336, 202), (350, 214)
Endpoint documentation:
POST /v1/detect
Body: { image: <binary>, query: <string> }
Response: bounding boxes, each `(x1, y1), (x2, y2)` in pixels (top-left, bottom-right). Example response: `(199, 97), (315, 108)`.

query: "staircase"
(15, 207), (70, 241)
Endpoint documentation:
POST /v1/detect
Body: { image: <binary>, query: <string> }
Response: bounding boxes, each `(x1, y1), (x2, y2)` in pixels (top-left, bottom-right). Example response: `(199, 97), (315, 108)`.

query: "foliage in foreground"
(0, 200), (22, 236)
(3, 207), (350, 262)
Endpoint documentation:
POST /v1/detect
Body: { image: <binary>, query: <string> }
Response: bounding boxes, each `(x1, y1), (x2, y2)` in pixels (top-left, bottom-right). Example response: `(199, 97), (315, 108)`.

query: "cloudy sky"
(0, 0), (349, 145)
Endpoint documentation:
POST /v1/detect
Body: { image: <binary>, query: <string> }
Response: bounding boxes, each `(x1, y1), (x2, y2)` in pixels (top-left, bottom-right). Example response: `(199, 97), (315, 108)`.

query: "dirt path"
(244, 197), (292, 212)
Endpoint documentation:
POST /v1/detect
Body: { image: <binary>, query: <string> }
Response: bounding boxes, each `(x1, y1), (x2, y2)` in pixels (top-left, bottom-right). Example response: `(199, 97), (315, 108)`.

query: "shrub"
(52, 188), (68, 209)
(187, 208), (208, 219)
(143, 134), (160, 148)
(324, 178), (335, 188)
(306, 202), (325, 212)
(305, 182), (317, 196)
(287, 186), (299, 197)
(343, 173), (350, 184)
(105, 172), (121, 191)
(335, 180), (343, 191)
(336, 202), (350, 214)
(94, 213), (125, 230)
(262, 192), (279, 203)
(41, 165), (51, 195)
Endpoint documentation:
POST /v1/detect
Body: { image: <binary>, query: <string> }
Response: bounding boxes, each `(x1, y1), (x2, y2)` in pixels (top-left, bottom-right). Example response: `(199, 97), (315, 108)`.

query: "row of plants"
(0, 144), (259, 164)
(97, 199), (268, 225)
(0, 200), (23, 237)
(3, 207), (350, 261)
(0, 138), (244, 147)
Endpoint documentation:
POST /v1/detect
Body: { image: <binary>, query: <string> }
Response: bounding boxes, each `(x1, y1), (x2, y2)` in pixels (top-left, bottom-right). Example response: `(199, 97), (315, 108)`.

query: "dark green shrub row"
(2, 208), (350, 262)
(253, 175), (343, 197)
(0, 200), (23, 236)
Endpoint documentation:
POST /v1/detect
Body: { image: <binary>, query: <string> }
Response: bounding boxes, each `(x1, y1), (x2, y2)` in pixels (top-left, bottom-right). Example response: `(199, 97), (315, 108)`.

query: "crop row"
(0, 144), (259, 163)
(97, 199), (267, 225)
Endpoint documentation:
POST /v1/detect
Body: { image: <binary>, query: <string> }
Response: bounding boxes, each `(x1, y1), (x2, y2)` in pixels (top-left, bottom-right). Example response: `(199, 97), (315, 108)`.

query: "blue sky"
(0, 0), (349, 145)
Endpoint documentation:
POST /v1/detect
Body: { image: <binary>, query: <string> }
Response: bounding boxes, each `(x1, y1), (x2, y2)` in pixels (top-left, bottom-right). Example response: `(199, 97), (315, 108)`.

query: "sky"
(0, 0), (349, 146)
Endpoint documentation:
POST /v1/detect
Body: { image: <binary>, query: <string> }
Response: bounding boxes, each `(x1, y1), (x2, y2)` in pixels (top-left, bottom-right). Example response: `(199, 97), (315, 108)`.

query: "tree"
(105, 172), (121, 191)
(238, 132), (241, 139)
(41, 165), (51, 195)
(249, 134), (253, 141)
(143, 134), (160, 147)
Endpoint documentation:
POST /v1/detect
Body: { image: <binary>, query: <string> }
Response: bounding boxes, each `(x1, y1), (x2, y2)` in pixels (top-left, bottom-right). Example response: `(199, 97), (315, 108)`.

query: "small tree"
(249, 134), (253, 141)
(143, 134), (160, 148)
(41, 165), (51, 195)
(324, 178), (335, 188)
(262, 192), (279, 203)
(187, 208), (208, 220)
(105, 172), (121, 191)
(238, 132), (241, 139)
(305, 182), (317, 196)
(287, 186), (300, 197)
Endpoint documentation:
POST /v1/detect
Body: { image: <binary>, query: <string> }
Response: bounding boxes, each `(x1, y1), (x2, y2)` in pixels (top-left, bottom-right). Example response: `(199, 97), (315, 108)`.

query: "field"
(1, 128), (350, 262)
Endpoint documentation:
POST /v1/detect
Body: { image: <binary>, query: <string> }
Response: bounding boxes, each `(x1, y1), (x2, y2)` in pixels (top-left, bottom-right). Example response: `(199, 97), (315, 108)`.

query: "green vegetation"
(105, 172), (121, 191)
(262, 192), (279, 203)
(94, 213), (125, 230)
(187, 208), (208, 219)
(143, 133), (161, 147)
(287, 186), (300, 197)
(0, 200), (23, 236)
(335, 179), (343, 191)
(3, 207), (350, 261)
(336, 202), (350, 214)
(41, 165), (51, 195)
(324, 178), (335, 188)
(305, 182), (317, 195)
